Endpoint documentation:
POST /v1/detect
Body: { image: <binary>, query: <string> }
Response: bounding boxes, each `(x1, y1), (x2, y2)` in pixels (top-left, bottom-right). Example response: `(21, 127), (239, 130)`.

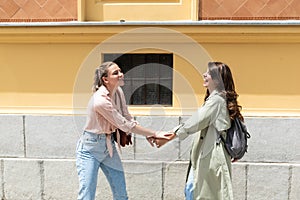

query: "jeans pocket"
(82, 132), (98, 146)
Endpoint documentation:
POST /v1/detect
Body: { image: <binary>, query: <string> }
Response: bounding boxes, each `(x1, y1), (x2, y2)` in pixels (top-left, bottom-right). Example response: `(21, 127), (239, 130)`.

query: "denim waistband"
(83, 131), (115, 139)
(83, 131), (107, 139)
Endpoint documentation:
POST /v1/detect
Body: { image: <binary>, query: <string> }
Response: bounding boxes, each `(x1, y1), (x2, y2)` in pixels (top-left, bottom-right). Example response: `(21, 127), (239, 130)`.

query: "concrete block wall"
(0, 115), (300, 199)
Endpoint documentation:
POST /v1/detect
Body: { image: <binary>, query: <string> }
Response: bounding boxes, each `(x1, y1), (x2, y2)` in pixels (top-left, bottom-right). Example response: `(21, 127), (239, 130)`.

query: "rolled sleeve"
(175, 95), (223, 140)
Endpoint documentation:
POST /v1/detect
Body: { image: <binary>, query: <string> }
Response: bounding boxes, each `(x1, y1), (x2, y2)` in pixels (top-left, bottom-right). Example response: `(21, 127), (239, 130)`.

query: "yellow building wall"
(1, 25), (300, 116)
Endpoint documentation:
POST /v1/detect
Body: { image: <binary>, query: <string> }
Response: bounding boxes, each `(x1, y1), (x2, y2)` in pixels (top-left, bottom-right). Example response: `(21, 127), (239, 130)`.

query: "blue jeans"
(185, 169), (194, 200)
(76, 131), (128, 200)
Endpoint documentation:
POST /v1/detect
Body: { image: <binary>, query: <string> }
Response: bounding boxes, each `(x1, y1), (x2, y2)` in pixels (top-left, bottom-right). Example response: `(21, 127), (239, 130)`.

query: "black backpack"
(220, 117), (251, 160)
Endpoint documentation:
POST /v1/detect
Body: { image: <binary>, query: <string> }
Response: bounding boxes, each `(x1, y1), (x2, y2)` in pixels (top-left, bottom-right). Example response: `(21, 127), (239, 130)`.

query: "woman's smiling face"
(203, 69), (216, 92)
(102, 64), (124, 90)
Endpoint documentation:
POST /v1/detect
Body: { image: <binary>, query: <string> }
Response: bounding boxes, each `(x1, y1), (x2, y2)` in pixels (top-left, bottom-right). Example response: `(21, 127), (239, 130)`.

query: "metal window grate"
(103, 53), (173, 106)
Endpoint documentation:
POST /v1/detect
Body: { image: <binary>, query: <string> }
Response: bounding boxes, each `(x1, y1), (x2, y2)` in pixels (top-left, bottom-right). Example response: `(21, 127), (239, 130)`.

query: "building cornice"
(1, 21), (300, 44)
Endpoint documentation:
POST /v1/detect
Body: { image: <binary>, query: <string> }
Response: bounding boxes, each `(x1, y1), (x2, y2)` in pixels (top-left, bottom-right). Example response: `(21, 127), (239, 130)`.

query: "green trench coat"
(176, 90), (233, 200)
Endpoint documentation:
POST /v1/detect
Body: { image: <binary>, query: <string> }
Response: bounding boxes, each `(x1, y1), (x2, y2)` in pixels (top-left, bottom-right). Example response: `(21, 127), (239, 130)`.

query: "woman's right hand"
(147, 131), (176, 148)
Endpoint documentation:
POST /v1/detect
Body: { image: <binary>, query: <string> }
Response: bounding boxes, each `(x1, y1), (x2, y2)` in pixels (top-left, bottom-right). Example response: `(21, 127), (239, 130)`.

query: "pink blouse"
(84, 85), (137, 156)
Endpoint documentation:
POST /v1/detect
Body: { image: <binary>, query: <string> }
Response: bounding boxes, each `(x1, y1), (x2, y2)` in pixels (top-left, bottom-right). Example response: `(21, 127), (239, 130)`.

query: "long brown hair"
(92, 61), (117, 92)
(204, 62), (243, 121)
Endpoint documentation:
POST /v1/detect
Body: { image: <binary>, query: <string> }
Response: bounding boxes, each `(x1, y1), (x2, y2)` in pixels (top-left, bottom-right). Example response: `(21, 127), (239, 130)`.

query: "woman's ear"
(102, 76), (108, 85)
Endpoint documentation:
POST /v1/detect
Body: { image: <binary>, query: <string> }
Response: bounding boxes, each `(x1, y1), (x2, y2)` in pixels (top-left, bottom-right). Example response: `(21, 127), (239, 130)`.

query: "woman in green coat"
(152, 62), (244, 200)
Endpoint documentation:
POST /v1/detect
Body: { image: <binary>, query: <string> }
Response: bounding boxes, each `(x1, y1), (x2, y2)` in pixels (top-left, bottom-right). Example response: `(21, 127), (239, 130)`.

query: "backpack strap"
(216, 129), (226, 145)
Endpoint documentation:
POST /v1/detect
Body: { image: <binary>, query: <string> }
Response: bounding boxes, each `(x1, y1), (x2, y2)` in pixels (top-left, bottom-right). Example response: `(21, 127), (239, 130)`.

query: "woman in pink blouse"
(76, 61), (163, 200)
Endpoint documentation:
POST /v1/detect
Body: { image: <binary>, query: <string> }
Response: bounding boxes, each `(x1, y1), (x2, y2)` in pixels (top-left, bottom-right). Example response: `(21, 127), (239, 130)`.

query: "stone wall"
(0, 115), (299, 199)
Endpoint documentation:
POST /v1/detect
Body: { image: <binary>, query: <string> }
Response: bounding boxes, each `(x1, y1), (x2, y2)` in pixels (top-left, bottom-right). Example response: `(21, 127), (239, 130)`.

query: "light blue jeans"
(185, 169), (194, 200)
(76, 131), (128, 200)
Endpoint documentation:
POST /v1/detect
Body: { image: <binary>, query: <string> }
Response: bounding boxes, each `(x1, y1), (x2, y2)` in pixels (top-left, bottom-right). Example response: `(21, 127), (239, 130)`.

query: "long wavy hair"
(204, 62), (244, 121)
(92, 61), (117, 92)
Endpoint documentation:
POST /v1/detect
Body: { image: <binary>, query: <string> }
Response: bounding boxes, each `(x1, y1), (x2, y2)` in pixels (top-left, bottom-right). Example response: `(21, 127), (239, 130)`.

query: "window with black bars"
(103, 53), (173, 105)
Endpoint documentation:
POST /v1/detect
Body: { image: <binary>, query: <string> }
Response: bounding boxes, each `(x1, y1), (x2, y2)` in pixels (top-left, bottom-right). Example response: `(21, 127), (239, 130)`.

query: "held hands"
(147, 131), (176, 148)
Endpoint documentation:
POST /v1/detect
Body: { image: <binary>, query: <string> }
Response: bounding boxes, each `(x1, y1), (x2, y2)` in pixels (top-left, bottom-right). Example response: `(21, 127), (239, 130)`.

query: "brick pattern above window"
(1, 0), (300, 22)
(0, 0), (77, 22)
(200, 0), (300, 20)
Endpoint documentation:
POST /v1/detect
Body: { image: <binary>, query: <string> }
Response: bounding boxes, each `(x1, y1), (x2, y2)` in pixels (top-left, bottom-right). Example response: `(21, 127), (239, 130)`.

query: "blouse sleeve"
(175, 95), (224, 140)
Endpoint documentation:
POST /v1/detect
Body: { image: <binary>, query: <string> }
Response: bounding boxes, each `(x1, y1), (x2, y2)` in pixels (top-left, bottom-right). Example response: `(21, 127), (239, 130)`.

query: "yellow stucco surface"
(78, 0), (198, 21)
(1, 25), (300, 116)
